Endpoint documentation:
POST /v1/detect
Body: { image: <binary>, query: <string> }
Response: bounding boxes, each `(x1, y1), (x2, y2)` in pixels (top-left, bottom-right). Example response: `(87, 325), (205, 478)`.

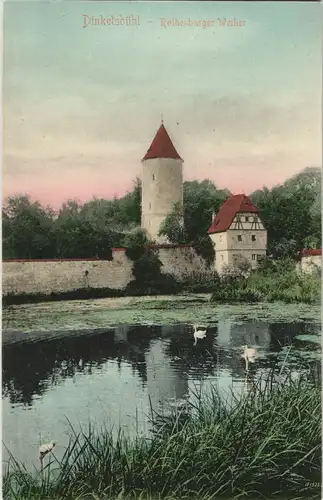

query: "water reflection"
(2, 319), (321, 470)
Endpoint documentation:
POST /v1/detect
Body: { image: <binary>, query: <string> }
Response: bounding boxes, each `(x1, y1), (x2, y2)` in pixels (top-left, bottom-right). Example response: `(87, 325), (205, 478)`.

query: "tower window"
(149, 202), (151, 209)
(152, 174), (155, 181)
(238, 235), (242, 241)
(252, 235), (256, 241)
(252, 254), (256, 260)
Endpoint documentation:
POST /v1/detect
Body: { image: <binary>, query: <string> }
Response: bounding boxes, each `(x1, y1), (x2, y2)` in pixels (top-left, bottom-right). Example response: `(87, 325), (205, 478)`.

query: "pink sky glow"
(3, 1), (321, 209)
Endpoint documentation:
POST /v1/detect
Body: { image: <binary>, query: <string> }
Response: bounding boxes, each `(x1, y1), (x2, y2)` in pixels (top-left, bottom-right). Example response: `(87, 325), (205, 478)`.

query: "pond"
(2, 295), (321, 472)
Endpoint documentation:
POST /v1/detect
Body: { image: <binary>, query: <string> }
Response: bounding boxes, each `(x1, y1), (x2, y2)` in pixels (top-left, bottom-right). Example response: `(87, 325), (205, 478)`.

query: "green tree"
(123, 227), (149, 260)
(159, 180), (229, 265)
(251, 168), (321, 258)
(3, 195), (56, 259)
(158, 202), (187, 243)
(183, 180), (231, 241)
(55, 200), (114, 259)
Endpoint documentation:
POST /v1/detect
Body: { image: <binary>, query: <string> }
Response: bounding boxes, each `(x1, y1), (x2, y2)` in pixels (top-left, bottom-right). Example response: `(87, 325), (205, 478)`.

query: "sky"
(3, 1), (322, 208)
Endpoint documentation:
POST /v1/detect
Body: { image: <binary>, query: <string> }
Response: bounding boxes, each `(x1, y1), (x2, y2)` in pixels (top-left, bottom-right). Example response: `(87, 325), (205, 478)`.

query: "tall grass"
(3, 370), (321, 499)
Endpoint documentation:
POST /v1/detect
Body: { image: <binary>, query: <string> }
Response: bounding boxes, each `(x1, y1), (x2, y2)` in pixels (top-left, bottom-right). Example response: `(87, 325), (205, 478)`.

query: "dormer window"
(238, 235), (242, 241)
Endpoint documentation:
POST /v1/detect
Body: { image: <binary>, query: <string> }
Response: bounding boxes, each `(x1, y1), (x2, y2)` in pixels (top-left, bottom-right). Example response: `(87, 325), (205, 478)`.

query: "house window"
(220, 235), (222, 243)
(245, 216), (249, 222)
(221, 255), (224, 261)
(149, 202), (151, 209)
(252, 235), (256, 241)
(252, 254), (256, 260)
(238, 235), (242, 241)
(152, 174), (155, 181)
(257, 254), (262, 261)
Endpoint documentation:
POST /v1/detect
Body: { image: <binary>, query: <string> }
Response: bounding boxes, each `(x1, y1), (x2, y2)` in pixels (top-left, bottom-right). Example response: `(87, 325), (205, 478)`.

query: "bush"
(257, 256), (296, 276)
(211, 265), (321, 305)
(220, 256), (251, 283)
(123, 228), (149, 261)
(177, 270), (220, 293)
(192, 235), (215, 267)
(124, 233), (182, 296)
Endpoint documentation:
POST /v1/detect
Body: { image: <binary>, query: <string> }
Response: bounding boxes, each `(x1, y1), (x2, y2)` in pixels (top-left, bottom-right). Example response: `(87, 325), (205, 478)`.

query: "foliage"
(123, 228), (149, 261)
(3, 370), (321, 499)
(211, 262), (321, 305)
(176, 270), (220, 293)
(183, 180), (231, 241)
(55, 200), (116, 259)
(220, 256), (252, 282)
(159, 180), (227, 264)
(2, 195), (56, 259)
(158, 202), (187, 244)
(2, 180), (142, 260)
(3, 168), (321, 262)
(192, 235), (215, 267)
(256, 256), (296, 276)
(81, 177), (141, 231)
(124, 229), (180, 295)
(251, 167), (321, 258)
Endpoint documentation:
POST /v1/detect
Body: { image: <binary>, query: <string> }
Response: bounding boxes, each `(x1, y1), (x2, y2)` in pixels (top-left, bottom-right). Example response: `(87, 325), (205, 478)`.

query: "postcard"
(2, 1), (322, 498)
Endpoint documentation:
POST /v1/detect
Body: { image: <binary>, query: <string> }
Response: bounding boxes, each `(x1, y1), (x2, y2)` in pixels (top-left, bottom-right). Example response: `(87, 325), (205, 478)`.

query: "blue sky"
(3, 1), (322, 207)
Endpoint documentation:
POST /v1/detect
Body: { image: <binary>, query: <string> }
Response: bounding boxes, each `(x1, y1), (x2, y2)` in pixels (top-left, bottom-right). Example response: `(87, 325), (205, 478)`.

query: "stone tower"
(141, 122), (183, 242)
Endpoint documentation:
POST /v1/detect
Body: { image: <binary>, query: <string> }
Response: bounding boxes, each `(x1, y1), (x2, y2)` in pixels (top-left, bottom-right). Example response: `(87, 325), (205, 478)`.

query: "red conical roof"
(208, 194), (259, 234)
(142, 123), (183, 161)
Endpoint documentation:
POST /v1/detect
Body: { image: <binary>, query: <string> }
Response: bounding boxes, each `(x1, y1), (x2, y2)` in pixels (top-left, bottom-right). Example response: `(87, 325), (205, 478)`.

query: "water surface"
(3, 311), (320, 472)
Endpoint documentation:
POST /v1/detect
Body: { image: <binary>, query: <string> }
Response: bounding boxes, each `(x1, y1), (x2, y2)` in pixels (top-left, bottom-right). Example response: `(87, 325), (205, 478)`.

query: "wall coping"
(301, 249), (322, 257)
(2, 244), (194, 263)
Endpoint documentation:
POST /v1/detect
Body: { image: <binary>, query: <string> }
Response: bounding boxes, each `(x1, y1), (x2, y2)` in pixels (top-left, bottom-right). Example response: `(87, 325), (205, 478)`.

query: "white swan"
(193, 324), (207, 346)
(241, 345), (257, 371)
(39, 442), (55, 468)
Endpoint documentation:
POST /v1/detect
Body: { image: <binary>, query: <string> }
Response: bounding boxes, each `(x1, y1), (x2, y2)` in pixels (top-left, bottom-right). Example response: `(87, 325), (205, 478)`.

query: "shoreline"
(2, 295), (321, 346)
(4, 372), (321, 499)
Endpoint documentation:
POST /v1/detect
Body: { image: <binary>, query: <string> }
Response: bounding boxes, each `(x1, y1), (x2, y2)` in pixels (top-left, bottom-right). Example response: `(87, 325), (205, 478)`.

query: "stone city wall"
(2, 245), (208, 296)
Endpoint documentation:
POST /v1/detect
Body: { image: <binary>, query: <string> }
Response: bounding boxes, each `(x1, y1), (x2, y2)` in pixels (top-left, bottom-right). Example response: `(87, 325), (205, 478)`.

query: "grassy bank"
(211, 268), (321, 305)
(4, 371), (321, 500)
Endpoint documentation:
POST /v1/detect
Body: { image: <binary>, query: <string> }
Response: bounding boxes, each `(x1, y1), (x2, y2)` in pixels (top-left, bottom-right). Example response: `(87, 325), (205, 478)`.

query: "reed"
(3, 370), (321, 500)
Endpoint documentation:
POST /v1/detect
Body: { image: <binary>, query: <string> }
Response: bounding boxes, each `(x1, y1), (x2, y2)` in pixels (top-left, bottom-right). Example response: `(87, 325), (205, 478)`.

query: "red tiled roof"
(208, 194), (259, 234)
(142, 123), (183, 161)
(301, 249), (322, 257)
